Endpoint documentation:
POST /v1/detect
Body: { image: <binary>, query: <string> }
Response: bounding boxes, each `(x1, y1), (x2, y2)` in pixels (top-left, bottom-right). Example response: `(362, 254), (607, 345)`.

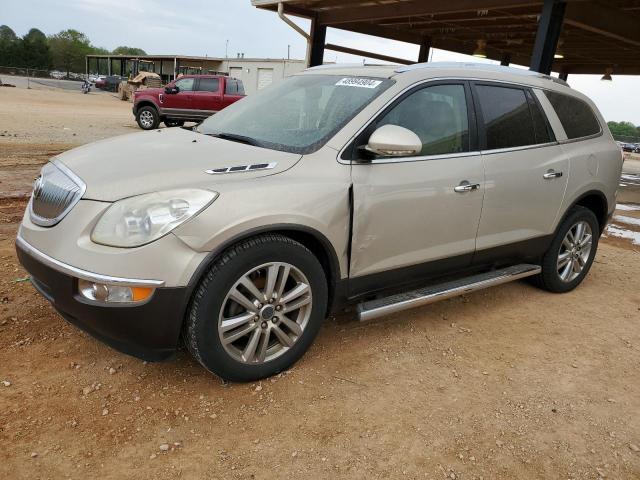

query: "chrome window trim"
(556, 130), (603, 145)
(363, 150), (482, 165)
(29, 159), (87, 228)
(480, 141), (559, 156)
(16, 235), (165, 287)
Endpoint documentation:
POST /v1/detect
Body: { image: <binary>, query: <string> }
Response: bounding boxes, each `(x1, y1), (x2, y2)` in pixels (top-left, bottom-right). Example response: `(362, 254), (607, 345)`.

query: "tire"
(185, 234), (328, 382)
(164, 119), (185, 128)
(534, 206), (599, 293)
(136, 106), (160, 130)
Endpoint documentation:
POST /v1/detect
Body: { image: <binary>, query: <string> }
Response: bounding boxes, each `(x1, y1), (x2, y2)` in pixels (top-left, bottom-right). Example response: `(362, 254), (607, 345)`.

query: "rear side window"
(475, 84), (537, 150)
(225, 79), (245, 95)
(544, 91), (601, 139)
(198, 78), (220, 92)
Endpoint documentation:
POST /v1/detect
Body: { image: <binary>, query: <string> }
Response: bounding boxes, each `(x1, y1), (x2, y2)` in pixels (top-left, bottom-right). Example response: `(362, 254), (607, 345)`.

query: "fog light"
(78, 279), (154, 303)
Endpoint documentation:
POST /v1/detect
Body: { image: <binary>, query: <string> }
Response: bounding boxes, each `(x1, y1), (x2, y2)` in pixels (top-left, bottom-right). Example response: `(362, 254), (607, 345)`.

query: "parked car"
(93, 76), (106, 89)
(133, 75), (245, 129)
(621, 142), (636, 152)
(104, 75), (126, 92)
(16, 63), (622, 381)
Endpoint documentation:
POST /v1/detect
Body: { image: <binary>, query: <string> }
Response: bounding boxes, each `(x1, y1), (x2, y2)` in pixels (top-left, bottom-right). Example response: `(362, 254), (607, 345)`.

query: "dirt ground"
(1, 86), (639, 480)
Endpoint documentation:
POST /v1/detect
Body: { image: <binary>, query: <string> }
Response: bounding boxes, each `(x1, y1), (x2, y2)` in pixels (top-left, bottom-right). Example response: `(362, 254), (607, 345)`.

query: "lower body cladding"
(16, 239), (190, 361)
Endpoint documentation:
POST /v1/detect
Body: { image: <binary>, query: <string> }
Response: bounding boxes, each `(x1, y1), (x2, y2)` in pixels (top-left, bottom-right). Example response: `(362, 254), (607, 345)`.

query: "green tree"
(21, 28), (51, 69)
(48, 29), (93, 76)
(0, 25), (20, 66)
(607, 121), (638, 140)
(112, 46), (147, 56)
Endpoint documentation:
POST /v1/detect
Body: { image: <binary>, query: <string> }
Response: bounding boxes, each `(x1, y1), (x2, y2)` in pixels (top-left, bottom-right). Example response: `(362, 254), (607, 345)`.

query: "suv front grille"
(30, 161), (85, 227)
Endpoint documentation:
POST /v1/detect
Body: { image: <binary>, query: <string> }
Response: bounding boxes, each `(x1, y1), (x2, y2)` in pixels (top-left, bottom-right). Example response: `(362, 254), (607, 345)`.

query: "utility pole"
(287, 44), (290, 60)
(225, 39), (229, 58)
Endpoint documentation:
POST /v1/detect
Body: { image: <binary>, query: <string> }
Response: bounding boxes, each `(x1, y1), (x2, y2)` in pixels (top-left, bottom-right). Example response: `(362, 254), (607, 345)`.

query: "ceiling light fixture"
(554, 39), (564, 59)
(473, 39), (487, 58)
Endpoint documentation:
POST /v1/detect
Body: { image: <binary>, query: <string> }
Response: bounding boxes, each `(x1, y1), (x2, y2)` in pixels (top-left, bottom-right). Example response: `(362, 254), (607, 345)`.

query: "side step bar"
(357, 264), (541, 322)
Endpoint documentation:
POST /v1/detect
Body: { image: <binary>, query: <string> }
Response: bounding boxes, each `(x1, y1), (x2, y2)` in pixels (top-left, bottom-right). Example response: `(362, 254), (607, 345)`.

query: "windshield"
(199, 74), (393, 154)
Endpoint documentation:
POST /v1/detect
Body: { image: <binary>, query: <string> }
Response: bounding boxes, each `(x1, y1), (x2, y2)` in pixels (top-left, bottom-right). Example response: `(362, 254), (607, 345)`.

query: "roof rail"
(395, 62), (569, 87)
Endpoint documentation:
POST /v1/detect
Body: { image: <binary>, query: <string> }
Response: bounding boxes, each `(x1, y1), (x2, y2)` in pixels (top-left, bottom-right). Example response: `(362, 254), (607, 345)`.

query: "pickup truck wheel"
(185, 234), (328, 382)
(535, 206), (599, 293)
(136, 106), (159, 130)
(164, 119), (184, 128)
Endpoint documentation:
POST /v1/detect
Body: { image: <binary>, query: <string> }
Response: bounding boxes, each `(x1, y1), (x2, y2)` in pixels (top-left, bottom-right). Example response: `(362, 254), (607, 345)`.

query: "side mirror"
(365, 124), (422, 157)
(165, 85), (179, 94)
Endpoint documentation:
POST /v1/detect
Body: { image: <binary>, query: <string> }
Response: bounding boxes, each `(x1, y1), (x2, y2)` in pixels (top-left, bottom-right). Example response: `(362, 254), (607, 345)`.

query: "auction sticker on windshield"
(335, 78), (383, 88)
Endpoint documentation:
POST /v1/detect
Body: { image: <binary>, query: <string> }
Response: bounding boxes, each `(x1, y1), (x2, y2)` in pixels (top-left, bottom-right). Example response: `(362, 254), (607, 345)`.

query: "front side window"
(476, 85), (537, 150)
(175, 77), (195, 92)
(198, 78), (220, 92)
(376, 84), (470, 156)
(199, 75), (393, 154)
(544, 91), (600, 139)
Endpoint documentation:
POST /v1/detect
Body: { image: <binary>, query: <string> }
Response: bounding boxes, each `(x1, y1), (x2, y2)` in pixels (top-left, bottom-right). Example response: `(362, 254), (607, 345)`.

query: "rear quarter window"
(544, 91), (601, 139)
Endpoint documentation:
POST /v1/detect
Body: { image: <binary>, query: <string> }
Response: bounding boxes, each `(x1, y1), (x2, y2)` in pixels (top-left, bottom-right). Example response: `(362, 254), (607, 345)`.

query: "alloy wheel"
(218, 262), (313, 364)
(557, 220), (593, 282)
(139, 110), (154, 128)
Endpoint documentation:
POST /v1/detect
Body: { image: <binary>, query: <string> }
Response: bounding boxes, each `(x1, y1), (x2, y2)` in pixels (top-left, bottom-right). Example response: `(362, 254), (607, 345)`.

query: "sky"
(3, 0), (640, 124)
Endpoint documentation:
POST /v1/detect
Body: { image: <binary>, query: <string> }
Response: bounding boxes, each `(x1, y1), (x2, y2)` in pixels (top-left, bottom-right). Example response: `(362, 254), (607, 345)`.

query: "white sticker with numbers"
(335, 77), (383, 88)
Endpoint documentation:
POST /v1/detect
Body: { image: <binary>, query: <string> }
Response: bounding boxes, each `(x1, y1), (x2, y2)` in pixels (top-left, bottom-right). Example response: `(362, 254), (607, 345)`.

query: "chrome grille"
(30, 161), (85, 227)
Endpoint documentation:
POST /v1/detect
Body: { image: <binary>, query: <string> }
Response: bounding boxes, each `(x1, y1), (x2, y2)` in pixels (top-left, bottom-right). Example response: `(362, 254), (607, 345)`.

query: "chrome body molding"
(15, 235), (166, 287)
(205, 162), (277, 175)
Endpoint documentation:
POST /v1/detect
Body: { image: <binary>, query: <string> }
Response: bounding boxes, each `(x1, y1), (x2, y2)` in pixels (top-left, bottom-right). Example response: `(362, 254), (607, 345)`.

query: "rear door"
(349, 81), (485, 296)
(192, 77), (223, 117)
(471, 82), (568, 261)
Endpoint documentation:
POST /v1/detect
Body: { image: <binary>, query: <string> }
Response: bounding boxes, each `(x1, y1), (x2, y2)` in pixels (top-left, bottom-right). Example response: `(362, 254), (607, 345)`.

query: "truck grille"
(29, 161), (85, 227)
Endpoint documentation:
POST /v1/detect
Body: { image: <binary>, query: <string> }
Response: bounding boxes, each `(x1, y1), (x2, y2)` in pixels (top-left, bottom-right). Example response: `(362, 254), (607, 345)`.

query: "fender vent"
(205, 162), (277, 175)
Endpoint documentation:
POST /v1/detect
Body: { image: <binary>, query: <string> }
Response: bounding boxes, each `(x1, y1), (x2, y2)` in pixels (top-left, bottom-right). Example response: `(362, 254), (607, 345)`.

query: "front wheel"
(535, 206), (599, 293)
(184, 235), (328, 382)
(136, 106), (160, 130)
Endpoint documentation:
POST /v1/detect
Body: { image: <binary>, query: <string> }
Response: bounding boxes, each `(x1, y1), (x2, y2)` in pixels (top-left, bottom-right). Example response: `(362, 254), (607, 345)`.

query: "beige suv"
(16, 63), (622, 381)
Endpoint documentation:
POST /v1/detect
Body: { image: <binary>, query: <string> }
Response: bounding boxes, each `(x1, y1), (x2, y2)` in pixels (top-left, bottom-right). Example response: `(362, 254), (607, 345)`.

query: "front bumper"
(16, 238), (190, 361)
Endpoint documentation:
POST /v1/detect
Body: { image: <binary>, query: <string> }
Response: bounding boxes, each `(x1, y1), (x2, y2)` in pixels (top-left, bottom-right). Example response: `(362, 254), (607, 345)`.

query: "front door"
(470, 82), (569, 258)
(349, 82), (484, 296)
(161, 77), (195, 115)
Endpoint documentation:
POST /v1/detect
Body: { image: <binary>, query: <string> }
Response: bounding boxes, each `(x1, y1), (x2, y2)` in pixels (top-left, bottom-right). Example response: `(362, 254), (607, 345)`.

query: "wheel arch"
(567, 190), (609, 234)
(185, 224), (342, 316)
(134, 100), (159, 115)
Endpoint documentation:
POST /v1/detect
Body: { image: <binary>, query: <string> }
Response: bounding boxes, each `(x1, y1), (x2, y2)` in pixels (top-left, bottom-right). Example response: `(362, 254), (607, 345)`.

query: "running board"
(357, 264), (541, 322)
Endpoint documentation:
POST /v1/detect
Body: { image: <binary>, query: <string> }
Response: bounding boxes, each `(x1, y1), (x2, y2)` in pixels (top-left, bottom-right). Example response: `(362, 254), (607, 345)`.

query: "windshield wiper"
(206, 132), (262, 147)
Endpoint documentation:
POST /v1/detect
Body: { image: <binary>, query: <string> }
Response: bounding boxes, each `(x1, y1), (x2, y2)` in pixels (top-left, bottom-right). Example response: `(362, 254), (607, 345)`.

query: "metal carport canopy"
(252, 0), (640, 76)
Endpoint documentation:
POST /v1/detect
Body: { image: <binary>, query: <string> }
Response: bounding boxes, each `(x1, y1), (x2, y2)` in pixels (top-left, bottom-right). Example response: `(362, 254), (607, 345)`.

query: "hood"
(55, 128), (302, 201)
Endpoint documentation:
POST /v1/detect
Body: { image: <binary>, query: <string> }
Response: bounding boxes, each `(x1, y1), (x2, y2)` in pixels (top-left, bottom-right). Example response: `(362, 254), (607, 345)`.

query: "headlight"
(91, 189), (217, 247)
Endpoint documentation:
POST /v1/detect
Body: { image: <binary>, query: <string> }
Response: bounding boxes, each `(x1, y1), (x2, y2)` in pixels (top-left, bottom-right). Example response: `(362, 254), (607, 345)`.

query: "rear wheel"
(185, 235), (328, 382)
(535, 206), (599, 293)
(136, 106), (160, 130)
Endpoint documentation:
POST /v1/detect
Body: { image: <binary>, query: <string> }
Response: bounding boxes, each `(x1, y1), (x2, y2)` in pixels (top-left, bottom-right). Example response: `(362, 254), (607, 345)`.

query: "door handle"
(543, 169), (563, 180)
(454, 181), (480, 193)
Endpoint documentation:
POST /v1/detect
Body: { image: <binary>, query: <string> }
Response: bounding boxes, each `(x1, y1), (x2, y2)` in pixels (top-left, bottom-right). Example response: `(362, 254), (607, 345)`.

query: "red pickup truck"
(133, 75), (245, 130)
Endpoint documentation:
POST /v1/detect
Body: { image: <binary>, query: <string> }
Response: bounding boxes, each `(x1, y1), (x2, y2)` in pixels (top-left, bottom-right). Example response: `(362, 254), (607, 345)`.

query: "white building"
(86, 54), (307, 95)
